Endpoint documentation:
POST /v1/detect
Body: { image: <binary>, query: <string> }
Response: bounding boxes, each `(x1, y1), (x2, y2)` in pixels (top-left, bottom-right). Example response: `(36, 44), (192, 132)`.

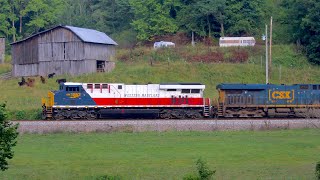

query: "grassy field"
(0, 129), (319, 179)
(1, 44), (320, 119)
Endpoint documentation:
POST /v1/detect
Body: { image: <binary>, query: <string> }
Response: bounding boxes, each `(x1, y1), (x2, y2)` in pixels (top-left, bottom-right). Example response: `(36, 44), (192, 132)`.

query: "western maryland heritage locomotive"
(42, 82), (211, 120)
(41, 82), (320, 119)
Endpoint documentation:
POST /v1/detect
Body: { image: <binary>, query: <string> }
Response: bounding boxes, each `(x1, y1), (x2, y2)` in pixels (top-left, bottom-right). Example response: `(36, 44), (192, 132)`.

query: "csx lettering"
(271, 91), (291, 99)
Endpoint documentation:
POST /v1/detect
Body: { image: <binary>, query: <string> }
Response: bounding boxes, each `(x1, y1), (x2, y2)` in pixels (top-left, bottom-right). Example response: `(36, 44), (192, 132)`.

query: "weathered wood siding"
(0, 38), (5, 64)
(38, 60), (95, 76)
(84, 43), (115, 61)
(12, 64), (38, 77)
(38, 28), (82, 43)
(12, 37), (38, 65)
(12, 27), (116, 77)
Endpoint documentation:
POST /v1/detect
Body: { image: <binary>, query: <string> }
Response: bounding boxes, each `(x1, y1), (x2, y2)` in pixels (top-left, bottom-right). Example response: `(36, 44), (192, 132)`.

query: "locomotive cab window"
(118, 85), (122, 89)
(87, 84), (93, 89)
(313, 85), (317, 90)
(102, 84), (108, 89)
(182, 89), (191, 93)
(191, 89), (200, 93)
(66, 86), (79, 92)
(94, 84), (100, 89)
(300, 85), (309, 89)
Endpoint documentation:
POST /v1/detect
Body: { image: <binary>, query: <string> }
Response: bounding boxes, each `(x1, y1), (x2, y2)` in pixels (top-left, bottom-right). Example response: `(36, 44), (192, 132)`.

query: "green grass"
(1, 44), (319, 119)
(0, 129), (319, 179)
(0, 63), (11, 74)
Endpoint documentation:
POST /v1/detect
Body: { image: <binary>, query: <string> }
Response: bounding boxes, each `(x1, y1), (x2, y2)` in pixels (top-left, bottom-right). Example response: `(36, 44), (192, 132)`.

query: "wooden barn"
(11, 25), (117, 77)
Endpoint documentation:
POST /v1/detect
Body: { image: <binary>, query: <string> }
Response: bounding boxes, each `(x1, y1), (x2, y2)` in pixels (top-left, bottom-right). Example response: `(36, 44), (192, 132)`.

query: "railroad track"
(13, 119), (320, 134)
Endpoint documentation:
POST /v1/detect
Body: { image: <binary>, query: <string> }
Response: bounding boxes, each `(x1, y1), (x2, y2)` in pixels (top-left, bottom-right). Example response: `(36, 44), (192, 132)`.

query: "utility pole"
(265, 24), (268, 84)
(191, 31), (195, 46)
(269, 17), (273, 79)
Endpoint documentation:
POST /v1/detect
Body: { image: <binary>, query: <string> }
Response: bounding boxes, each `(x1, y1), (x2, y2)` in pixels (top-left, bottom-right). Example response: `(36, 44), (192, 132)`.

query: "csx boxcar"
(41, 82), (211, 120)
(216, 83), (320, 118)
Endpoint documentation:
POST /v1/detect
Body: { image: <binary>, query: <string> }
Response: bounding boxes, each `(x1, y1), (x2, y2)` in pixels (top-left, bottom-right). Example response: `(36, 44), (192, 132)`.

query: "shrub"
(0, 103), (19, 171)
(183, 174), (200, 180)
(196, 158), (215, 180)
(316, 161), (320, 180)
(229, 49), (249, 63)
(15, 110), (27, 120)
(96, 174), (122, 180)
(183, 158), (215, 180)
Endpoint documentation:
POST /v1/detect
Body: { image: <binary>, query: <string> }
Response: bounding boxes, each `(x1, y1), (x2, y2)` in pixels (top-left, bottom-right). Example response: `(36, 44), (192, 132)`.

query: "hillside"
(1, 44), (320, 120)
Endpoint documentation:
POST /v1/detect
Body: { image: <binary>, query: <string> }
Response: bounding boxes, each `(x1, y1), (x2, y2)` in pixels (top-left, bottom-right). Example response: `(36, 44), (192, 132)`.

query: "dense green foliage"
(0, 0), (318, 61)
(316, 161), (320, 180)
(0, 103), (18, 171)
(0, 129), (318, 179)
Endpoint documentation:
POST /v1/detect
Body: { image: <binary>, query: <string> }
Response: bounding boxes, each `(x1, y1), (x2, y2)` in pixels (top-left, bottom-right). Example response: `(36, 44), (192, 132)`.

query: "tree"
(90, 0), (134, 35)
(225, 0), (265, 36)
(0, 103), (19, 171)
(299, 1), (320, 64)
(195, 0), (226, 37)
(0, 0), (11, 38)
(22, 0), (64, 34)
(129, 0), (179, 41)
(281, 0), (320, 64)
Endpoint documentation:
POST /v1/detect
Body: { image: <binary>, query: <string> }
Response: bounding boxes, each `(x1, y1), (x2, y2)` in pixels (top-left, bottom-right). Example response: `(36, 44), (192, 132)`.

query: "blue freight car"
(216, 83), (320, 118)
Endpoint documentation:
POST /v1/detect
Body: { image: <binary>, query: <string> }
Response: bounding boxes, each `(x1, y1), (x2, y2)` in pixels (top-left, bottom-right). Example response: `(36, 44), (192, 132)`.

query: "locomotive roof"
(217, 83), (320, 90)
(63, 82), (204, 86)
(217, 84), (267, 90)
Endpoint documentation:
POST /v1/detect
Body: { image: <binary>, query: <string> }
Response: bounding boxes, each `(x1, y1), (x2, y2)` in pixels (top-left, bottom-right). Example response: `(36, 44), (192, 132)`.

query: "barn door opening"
(96, 61), (105, 73)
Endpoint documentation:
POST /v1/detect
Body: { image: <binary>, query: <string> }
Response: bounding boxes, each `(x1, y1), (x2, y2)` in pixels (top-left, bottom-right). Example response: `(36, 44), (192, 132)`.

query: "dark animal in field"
(26, 78), (35, 87)
(21, 77), (26, 84)
(56, 78), (67, 84)
(18, 77), (26, 86)
(18, 81), (25, 86)
(40, 76), (46, 84)
(48, 73), (56, 78)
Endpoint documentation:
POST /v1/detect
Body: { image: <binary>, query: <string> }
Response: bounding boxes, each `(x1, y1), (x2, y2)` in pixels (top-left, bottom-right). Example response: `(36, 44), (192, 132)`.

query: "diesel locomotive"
(41, 82), (320, 119)
(41, 82), (211, 120)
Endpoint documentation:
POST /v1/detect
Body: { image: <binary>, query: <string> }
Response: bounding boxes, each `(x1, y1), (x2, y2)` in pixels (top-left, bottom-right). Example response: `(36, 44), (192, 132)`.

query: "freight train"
(41, 82), (320, 119)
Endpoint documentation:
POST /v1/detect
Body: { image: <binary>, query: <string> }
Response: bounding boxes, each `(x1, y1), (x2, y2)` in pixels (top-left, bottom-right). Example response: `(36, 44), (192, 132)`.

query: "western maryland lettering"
(268, 90), (294, 103)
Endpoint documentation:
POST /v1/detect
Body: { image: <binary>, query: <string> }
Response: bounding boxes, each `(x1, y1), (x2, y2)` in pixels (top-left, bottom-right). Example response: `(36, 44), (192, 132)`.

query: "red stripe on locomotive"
(92, 97), (205, 106)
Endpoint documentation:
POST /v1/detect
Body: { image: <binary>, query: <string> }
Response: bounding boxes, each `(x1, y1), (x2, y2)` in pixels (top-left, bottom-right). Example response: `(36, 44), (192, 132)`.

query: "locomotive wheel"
(41, 110), (47, 120)
(160, 112), (170, 119)
(85, 111), (97, 120)
(160, 110), (171, 119)
(70, 111), (78, 120)
(54, 113), (64, 120)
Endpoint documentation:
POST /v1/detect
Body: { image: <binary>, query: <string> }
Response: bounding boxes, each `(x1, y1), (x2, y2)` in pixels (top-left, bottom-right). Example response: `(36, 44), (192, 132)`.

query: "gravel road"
(13, 119), (320, 134)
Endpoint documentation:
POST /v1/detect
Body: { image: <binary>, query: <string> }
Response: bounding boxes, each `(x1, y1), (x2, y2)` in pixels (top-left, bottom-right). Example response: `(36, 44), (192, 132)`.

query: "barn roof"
(11, 25), (118, 45)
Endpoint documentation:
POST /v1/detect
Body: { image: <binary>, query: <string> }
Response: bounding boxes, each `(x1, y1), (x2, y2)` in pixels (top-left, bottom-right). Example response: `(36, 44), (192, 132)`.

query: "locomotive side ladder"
(203, 98), (210, 117)
(217, 102), (224, 117)
(217, 90), (225, 117)
(41, 92), (54, 119)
